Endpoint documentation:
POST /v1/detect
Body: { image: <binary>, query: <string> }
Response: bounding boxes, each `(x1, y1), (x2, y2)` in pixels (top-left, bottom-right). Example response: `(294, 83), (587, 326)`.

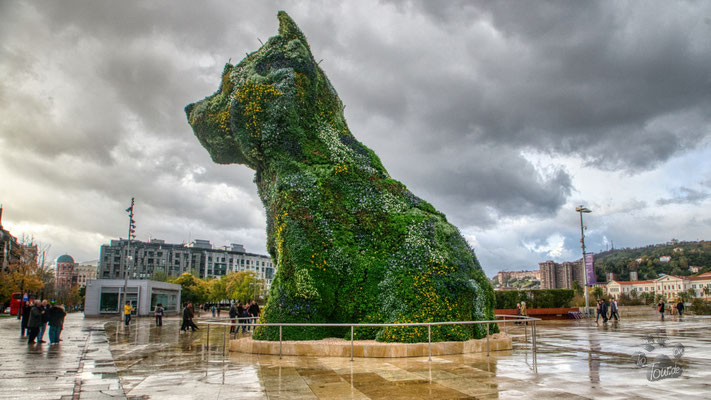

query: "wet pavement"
(2, 314), (711, 399)
(0, 313), (124, 399)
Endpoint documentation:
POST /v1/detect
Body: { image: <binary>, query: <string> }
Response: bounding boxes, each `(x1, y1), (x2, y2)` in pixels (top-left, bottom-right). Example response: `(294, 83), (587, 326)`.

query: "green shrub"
(689, 299), (711, 315)
(495, 289), (575, 309)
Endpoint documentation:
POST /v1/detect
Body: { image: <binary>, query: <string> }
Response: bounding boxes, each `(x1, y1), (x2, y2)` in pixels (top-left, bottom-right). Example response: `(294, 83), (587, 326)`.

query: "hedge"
(495, 289), (575, 309)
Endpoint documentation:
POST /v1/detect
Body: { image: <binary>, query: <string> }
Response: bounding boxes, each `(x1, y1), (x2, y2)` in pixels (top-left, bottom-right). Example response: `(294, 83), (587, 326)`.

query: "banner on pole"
(585, 253), (596, 285)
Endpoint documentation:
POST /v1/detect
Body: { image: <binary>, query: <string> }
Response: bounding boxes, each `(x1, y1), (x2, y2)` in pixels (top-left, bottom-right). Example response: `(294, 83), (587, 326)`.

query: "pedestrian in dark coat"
(600, 300), (609, 323)
(47, 304), (66, 344)
(154, 303), (164, 327)
(181, 303), (199, 332)
(248, 301), (260, 318)
(27, 302), (43, 344)
(38, 300), (49, 343)
(181, 304), (190, 331)
(229, 304), (238, 333)
(20, 301), (32, 336)
(658, 300), (665, 320)
(676, 301), (684, 317)
(609, 299), (619, 321)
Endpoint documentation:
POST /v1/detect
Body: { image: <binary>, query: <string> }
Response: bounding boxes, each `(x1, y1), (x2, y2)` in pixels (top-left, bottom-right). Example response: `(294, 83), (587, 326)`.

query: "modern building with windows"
(98, 239), (275, 288)
(84, 279), (181, 316)
(539, 260), (585, 289)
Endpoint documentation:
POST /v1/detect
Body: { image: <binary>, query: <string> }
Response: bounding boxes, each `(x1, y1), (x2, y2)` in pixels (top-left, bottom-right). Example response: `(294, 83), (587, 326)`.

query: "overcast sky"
(1, 1), (710, 277)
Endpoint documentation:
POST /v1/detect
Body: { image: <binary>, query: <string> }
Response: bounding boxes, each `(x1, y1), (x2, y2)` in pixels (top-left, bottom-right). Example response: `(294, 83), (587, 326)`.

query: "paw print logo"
(632, 330), (685, 381)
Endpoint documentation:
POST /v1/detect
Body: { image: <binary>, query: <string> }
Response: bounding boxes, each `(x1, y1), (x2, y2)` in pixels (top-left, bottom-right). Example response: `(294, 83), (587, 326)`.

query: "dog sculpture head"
(186, 11), (353, 172)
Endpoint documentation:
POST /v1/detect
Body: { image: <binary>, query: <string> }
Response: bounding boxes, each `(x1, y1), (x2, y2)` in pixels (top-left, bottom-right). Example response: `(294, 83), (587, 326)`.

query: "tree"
(571, 280), (583, 296)
(629, 289), (638, 299)
(704, 286), (711, 298)
(0, 261), (45, 305)
(170, 273), (208, 305)
(150, 269), (169, 282)
(207, 277), (228, 303)
(591, 286), (604, 299)
(224, 271), (264, 303)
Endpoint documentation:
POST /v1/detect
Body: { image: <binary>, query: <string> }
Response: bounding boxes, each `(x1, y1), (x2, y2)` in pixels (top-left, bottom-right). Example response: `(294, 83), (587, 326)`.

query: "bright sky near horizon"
(1, 1), (710, 276)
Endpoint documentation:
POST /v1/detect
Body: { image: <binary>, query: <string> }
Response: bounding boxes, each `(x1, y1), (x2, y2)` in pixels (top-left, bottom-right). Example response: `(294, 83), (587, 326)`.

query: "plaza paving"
(1, 313), (710, 399)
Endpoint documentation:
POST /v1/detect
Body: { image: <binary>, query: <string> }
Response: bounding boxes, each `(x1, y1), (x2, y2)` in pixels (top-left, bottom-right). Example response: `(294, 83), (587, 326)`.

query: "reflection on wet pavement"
(102, 316), (711, 399)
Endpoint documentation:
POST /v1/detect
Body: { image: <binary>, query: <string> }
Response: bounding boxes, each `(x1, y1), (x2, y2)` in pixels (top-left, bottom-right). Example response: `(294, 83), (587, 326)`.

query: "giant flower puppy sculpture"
(186, 11), (496, 342)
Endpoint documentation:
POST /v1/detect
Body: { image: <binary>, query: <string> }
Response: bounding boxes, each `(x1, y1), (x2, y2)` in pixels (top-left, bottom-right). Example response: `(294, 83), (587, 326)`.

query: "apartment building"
(98, 239), (275, 288)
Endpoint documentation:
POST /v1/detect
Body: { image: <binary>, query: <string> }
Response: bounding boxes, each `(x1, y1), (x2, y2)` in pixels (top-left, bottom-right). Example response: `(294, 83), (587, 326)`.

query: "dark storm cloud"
(373, 0), (711, 171)
(2, 0), (710, 265)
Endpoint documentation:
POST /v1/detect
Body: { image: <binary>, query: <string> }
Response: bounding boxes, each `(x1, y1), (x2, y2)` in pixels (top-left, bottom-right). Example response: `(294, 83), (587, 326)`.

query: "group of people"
(515, 301), (527, 324)
(181, 302), (199, 332)
(595, 298), (620, 323)
(121, 300), (261, 333)
(228, 301), (260, 334)
(657, 299), (684, 320)
(19, 299), (67, 344)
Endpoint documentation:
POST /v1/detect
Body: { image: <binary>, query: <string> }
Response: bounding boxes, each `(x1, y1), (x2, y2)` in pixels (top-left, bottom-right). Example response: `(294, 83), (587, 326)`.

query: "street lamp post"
(122, 198), (136, 317)
(576, 205), (592, 316)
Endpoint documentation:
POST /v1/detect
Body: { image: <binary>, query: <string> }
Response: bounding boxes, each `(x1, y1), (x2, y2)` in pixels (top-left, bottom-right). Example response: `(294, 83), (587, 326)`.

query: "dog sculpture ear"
(278, 11), (308, 45)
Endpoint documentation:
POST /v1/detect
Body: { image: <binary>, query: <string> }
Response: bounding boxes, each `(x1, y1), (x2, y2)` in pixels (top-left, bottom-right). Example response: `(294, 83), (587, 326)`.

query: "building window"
(99, 291), (119, 312)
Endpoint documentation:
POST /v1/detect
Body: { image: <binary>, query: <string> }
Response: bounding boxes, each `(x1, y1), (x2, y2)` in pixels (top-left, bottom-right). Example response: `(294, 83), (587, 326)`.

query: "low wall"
(495, 307), (579, 320)
(230, 333), (512, 358)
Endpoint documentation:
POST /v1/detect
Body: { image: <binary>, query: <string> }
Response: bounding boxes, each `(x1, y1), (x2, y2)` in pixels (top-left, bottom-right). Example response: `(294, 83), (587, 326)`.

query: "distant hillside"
(592, 240), (711, 282)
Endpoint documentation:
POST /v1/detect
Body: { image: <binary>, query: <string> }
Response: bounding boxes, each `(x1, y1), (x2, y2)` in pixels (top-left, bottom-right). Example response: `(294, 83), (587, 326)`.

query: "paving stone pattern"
(3, 314), (711, 399)
(0, 313), (126, 399)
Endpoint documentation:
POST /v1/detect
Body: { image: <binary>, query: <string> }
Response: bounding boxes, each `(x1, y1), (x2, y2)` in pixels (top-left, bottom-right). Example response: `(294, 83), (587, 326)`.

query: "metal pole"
(122, 198), (134, 313)
(206, 324), (210, 350)
(486, 323), (490, 356)
(578, 206), (590, 317)
(524, 321), (528, 343)
(532, 321), (537, 352)
(279, 325), (282, 359)
(223, 325), (227, 356)
(428, 325), (431, 361)
(350, 326), (354, 361)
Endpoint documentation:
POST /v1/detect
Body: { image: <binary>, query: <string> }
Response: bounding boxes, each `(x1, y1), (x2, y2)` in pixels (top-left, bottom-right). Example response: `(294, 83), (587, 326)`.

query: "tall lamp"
(576, 205), (592, 315)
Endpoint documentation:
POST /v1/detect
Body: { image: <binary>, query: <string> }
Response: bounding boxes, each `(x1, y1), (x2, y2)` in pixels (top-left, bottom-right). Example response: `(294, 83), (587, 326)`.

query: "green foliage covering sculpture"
(185, 11), (496, 342)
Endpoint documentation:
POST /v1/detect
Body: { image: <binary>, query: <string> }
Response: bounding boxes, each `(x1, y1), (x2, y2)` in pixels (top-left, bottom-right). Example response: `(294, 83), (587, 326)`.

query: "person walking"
(229, 303), (238, 334)
(181, 303), (190, 332)
(38, 300), (49, 343)
(600, 299), (609, 323)
(595, 299), (602, 323)
(249, 300), (260, 319)
(519, 301), (528, 325)
(154, 303), (164, 327)
(189, 303), (199, 331)
(181, 303), (198, 332)
(241, 303), (251, 332)
(676, 300), (684, 318)
(47, 303), (66, 344)
(211, 304), (216, 318)
(26, 301), (43, 344)
(20, 299), (32, 337)
(123, 301), (134, 327)
(658, 300), (665, 321)
(609, 298), (619, 321)
(236, 302), (246, 333)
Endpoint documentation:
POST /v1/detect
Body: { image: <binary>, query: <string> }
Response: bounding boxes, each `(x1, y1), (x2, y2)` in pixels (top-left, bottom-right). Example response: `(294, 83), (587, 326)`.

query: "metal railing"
(199, 314), (539, 360)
